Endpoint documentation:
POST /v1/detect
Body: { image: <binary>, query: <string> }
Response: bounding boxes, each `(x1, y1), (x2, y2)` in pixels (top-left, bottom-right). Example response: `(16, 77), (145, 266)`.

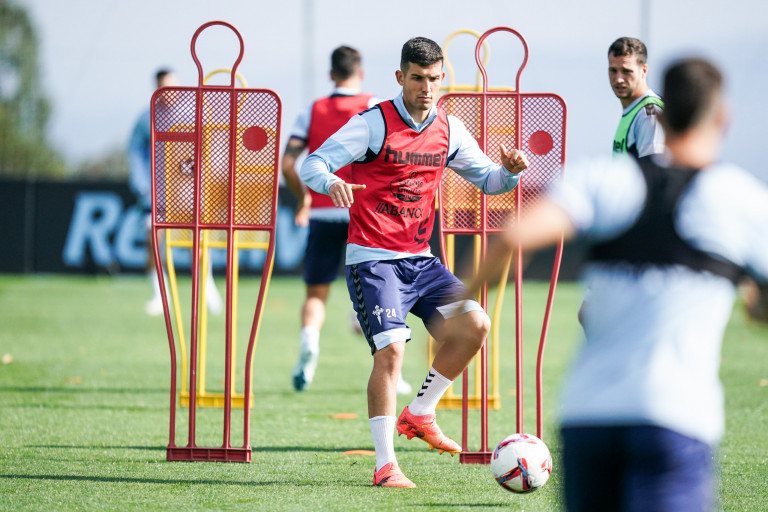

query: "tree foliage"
(0, 0), (67, 178)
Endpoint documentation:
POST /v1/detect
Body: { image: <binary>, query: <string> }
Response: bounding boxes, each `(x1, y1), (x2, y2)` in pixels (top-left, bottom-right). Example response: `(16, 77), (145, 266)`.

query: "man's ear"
(714, 98), (731, 134)
(395, 69), (404, 86)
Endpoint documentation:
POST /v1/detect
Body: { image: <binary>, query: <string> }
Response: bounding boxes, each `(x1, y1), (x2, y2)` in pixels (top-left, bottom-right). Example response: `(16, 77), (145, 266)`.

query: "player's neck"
(335, 77), (362, 92)
(667, 99), (727, 169)
(666, 127), (720, 169)
(621, 86), (649, 109)
(408, 108), (430, 125)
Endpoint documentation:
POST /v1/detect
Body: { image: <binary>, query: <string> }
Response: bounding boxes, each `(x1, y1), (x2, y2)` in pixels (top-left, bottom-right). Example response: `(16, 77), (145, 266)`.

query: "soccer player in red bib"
(300, 37), (529, 487)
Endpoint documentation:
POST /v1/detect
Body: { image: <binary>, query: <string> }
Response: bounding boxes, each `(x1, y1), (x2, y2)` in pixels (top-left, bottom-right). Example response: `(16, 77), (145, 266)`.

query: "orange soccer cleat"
(396, 406), (462, 455)
(372, 462), (416, 488)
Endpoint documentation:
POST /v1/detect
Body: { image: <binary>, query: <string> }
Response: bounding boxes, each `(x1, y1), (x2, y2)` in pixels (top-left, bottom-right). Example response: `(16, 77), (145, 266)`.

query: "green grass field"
(0, 274), (766, 511)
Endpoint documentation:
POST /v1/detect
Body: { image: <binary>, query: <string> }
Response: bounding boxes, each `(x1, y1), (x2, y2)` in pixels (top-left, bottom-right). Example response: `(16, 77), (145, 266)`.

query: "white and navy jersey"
(548, 153), (768, 445)
(300, 92), (522, 265)
(618, 90), (665, 158)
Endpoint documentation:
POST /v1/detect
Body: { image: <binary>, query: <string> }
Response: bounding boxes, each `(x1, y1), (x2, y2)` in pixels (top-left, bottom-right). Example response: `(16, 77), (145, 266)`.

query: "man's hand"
(328, 181), (366, 208)
(500, 144), (529, 174)
(294, 193), (311, 227)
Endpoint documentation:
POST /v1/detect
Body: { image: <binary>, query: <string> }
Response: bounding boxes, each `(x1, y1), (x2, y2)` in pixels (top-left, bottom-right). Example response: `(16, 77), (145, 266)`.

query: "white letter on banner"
(115, 207), (148, 269)
(62, 192), (122, 267)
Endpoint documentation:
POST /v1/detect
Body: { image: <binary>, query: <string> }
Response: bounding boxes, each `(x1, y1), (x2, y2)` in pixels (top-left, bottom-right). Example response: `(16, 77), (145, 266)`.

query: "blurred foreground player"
(470, 57), (768, 511)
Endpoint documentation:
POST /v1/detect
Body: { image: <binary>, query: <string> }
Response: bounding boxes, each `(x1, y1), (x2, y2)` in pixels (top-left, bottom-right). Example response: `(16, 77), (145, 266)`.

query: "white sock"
(148, 270), (162, 300)
(369, 416), (397, 471)
(204, 264), (223, 312)
(300, 326), (320, 354)
(408, 366), (452, 416)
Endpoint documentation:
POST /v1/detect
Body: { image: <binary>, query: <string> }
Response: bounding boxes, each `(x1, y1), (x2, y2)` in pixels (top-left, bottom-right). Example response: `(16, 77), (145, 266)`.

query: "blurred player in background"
(128, 69), (222, 316)
(609, 37), (665, 158)
(282, 46), (411, 395)
(470, 57), (768, 511)
(300, 36), (528, 487)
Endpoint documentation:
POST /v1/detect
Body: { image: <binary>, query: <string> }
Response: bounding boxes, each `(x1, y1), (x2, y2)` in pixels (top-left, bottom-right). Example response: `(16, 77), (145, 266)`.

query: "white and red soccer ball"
(491, 433), (552, 493)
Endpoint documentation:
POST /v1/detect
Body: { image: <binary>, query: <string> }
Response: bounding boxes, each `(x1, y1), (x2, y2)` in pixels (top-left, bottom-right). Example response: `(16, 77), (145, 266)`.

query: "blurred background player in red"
(300, 37), (529, 487)
(282, 46), (411, 394)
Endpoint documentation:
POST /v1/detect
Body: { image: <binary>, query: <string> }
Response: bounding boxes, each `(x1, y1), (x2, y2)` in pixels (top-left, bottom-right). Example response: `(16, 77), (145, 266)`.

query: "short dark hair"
(608, 37), (648, 65)
(400, 37), (443, 71)
(331, 46), (361, 81)
(661, 58), (723, 134)
(155, 68), (173, 87)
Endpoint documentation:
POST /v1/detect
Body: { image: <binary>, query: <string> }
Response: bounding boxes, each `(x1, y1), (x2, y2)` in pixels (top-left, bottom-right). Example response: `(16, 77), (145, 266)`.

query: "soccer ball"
(491, 433), (552, 493)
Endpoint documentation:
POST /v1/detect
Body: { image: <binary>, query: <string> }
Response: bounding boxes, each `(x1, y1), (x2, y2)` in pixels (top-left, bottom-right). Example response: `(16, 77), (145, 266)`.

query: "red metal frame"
(436, 26), (567, 464)
(150, 21), (282, 462)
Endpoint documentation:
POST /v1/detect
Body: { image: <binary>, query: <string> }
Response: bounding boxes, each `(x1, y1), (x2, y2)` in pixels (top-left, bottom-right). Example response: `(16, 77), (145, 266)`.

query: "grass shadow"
(0, 474), (279, 487)
(27, 445), (163, 451)
(0, 386), (166, 394)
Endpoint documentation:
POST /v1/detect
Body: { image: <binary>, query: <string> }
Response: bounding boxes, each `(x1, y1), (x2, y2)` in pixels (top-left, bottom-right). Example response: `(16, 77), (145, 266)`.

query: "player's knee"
(303, 296), (326, 314)
(477, 311), (491, 342)
(385, 340), (406, 358)
(373, 341), (405, 373)
(464, 311), (490, 351)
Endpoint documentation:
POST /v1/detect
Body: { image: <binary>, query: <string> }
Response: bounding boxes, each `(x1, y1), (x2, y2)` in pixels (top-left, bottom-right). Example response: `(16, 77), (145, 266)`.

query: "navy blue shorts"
(346, 256), (483, 354)
(303, 220), (349, 285)
(561, 425), (715, 512)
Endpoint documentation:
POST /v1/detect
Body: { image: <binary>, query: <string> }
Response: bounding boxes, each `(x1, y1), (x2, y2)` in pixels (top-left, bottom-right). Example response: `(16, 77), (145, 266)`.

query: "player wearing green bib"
(608, 37), (665, 158)
(578, 38), (667, 326)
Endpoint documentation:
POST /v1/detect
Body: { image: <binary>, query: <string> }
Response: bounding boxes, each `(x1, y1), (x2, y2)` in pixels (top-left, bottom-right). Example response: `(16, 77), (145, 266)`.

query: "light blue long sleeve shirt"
(127, 108), (152, 210)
